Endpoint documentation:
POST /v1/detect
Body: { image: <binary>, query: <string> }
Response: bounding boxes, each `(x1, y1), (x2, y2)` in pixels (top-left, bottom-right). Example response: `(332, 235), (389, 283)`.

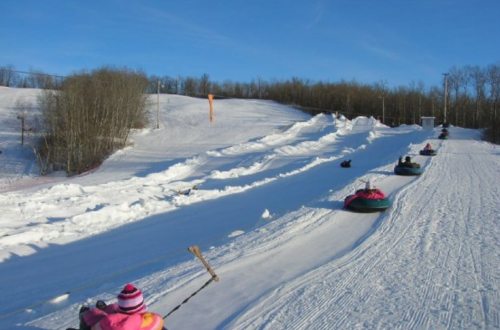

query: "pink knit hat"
(117, 283), (147, 314)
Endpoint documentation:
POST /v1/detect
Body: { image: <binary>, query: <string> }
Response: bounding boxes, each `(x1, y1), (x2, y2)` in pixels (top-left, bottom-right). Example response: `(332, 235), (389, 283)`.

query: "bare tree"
(469, 66), (487, 128)
(0, 65), (17, 87)
(37, 67), (149, 174)
(486, 64), (500, 142)
(198, 73), (211, 96)
(183, 77), (198, 96)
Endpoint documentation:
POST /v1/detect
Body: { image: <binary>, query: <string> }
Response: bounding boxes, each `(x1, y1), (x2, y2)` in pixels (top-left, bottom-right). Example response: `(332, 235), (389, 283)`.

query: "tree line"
(2, 61), (500, 176)
(145, 63), (500, 142)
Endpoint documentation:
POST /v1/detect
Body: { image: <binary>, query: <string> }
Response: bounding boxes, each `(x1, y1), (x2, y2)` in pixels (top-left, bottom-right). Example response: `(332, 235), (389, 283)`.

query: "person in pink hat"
(77, 283), (166, 330)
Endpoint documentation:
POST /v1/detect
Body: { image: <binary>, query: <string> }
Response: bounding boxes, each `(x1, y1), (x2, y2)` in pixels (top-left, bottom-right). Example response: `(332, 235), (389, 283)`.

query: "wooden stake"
(208, 94), (214, 122)
(188, 245), (220, 282)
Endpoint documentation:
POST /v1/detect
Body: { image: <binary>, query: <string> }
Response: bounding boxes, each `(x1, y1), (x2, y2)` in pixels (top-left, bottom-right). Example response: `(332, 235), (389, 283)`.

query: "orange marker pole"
(208, 93), (214, 122)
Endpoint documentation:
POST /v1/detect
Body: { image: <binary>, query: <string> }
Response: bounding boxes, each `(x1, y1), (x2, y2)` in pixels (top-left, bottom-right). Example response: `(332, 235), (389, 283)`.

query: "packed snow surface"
(0, 87), (499, 330)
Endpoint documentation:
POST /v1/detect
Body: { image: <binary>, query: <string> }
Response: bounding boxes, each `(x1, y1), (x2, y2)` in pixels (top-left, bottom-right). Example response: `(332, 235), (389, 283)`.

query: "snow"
(261, 209), (271, 219)
(0, 87), (499, 330)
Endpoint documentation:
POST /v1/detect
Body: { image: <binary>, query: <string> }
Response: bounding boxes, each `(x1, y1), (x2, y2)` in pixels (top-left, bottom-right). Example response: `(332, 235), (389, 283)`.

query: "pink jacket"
(83, 304), (120, 327)
(84, 304), (164, 330)
(344, 189), (386, 207)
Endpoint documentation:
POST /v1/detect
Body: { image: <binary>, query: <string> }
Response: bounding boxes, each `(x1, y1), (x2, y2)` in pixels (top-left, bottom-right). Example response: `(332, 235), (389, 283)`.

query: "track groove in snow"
(215, 130), (500, 330)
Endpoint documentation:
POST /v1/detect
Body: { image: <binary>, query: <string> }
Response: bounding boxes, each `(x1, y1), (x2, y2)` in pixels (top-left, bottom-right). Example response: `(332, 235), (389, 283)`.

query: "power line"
(6, 69), (68, 79)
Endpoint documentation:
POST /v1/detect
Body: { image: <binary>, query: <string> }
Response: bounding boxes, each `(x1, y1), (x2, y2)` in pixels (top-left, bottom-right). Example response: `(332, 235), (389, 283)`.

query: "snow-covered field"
(0, 87), (499, 330)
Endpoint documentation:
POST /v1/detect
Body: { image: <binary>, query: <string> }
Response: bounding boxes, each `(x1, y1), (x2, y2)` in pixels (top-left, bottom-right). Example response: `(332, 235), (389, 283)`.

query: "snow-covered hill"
(0, 87), (499, 330)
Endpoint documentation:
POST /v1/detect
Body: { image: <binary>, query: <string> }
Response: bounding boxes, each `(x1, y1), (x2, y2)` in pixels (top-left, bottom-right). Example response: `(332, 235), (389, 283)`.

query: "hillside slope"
(0, 88), (498, 330)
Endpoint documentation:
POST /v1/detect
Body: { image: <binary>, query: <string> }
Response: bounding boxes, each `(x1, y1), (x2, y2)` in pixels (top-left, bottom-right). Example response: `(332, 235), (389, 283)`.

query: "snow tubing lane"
(419, 149), (437, 156)
(344, 196), (390, 213)
(394, 165), (422, 176)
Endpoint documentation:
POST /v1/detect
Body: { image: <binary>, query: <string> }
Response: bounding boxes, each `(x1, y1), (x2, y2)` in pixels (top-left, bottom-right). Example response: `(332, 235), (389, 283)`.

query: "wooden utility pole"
(17, 115), (29, 146)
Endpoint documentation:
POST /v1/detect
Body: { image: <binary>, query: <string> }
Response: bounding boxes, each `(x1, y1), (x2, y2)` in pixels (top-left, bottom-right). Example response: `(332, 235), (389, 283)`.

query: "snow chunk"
(262, 209), (271, 219)
(49, 293), (69, 304)
(228, 230), (245, 238)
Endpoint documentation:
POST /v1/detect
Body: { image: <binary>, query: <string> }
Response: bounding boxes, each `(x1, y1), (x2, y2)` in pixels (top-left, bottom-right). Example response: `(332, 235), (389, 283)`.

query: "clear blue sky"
(1, 0), (499, 89)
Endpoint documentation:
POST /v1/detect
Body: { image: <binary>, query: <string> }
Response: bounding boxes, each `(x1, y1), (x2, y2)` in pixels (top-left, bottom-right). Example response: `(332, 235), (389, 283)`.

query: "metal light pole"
(379, 95), (385, 124)
(442, 73), (449, 124)
(157, 80), (160, 129)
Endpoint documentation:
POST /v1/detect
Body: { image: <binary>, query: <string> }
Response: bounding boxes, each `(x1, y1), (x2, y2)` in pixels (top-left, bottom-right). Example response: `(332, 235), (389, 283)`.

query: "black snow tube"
(419, 149), (437, 156)
(394, 165), (422, 176)
(438, 134), (448, 140)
